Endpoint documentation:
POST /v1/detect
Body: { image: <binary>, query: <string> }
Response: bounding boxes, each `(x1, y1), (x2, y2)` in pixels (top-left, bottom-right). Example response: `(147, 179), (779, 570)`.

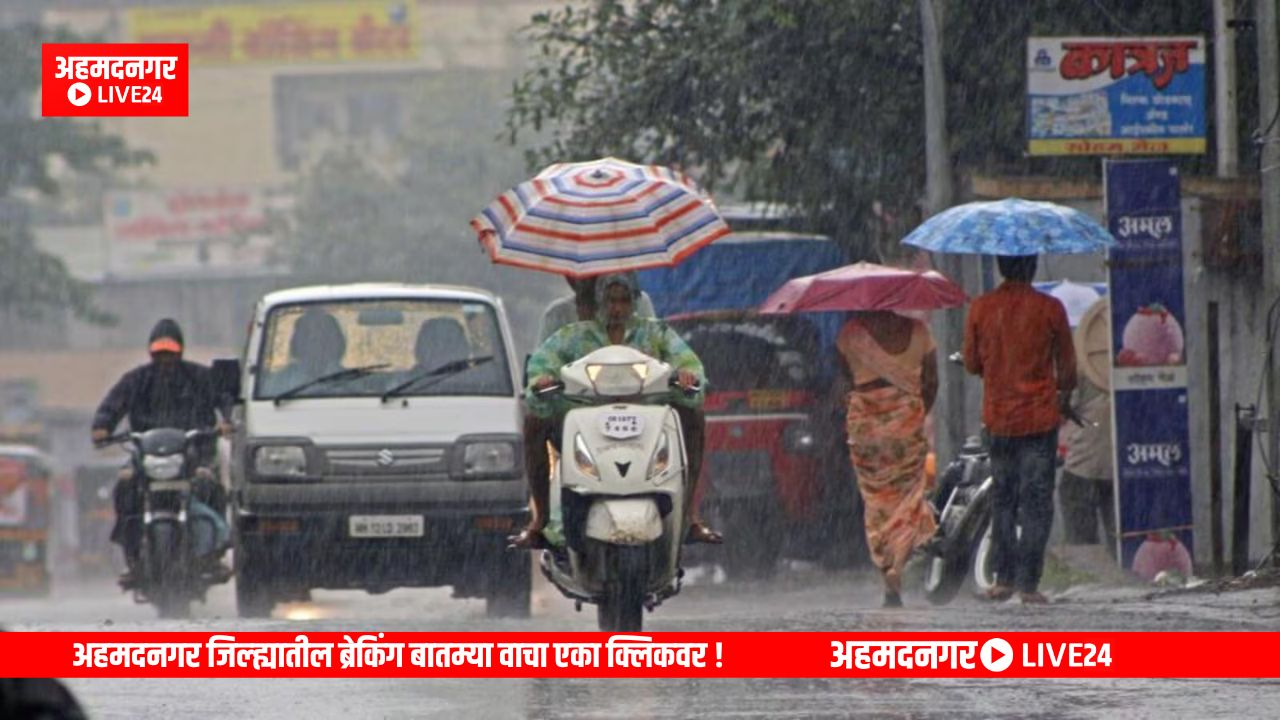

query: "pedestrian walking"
(837, 310), (939, 607)
(963, 255), (1076, 604)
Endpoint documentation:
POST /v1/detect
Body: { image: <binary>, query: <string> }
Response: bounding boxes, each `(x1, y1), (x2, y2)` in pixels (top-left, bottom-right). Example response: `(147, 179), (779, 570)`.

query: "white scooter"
(535, 346), (699, 631)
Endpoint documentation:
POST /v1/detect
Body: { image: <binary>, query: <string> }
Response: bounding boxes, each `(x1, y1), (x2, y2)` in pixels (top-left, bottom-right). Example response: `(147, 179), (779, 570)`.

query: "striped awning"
(470, 157), (731, 278)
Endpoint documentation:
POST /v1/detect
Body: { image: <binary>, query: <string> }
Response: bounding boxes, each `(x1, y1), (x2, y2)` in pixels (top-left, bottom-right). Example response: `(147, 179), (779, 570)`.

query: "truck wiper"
(380, 356), (494, 403)
(272, 364), (390, 406)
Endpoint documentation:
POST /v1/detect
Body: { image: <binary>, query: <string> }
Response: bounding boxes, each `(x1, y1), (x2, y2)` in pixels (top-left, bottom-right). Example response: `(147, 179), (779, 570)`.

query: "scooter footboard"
(585, 497), (664, 545)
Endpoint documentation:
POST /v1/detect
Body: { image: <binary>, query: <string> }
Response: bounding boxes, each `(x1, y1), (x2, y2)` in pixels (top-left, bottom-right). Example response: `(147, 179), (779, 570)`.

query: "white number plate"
(349, 515), (424, 538)
(601, 413), (644, 440)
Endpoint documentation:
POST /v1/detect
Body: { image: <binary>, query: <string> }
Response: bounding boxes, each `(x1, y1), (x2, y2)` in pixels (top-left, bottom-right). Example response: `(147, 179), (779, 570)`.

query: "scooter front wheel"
(597, 545), (648, 632)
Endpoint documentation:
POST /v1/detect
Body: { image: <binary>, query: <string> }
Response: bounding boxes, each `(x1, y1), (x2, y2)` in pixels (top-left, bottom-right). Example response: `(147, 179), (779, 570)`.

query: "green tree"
(0, 23), (150, 323)
(506, 0), (1253, 256)
(280, 70), (563, 350)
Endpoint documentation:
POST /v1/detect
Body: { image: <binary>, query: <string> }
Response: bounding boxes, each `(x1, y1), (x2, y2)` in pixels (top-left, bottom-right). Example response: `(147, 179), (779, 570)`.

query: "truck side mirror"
(211, 358), (242, 402)
(522, 354), (531, 388)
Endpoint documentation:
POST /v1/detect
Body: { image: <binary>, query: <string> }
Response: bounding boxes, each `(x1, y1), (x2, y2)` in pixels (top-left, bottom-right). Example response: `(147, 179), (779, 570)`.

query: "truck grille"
(322, 446), (449, 478)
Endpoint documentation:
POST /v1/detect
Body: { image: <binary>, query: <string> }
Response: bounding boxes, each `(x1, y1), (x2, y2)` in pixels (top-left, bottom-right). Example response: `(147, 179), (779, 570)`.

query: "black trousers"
(989, 430), (1058, 593)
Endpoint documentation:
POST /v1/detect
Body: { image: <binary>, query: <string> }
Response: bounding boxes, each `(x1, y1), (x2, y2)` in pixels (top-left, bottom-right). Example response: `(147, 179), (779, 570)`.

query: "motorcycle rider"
(509, 272), (722, 548)
(90, 318), (233, 587)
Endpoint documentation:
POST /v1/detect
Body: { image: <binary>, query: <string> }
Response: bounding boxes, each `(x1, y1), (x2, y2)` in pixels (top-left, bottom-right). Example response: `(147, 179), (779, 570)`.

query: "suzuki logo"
(377, 449), (396, 467)
(615, 461), (631, 477)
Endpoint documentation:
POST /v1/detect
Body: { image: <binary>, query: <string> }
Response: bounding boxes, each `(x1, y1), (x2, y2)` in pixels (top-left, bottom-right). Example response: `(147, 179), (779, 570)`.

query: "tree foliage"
(0, 23), (150, 324)
(506, 0), (1255, 257)
(280, 71), (563, 349)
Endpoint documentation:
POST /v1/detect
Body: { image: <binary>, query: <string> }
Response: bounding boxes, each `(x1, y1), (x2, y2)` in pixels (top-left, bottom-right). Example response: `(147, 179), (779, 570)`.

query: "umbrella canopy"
(758, 262), (967, 314)
(470, 157), (731, 278)
(901, 198), (1116, 256)
(1033, 280), (1108, 327)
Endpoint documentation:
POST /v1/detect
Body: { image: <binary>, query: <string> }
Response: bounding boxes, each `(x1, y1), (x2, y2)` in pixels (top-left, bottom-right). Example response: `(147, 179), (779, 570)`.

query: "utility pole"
(1210, 0), (1238, 576)
(1215, 0), (1239, 178)
(921, 0), (953, 215)
(920, 0), (965, 464)
(1258, 0), (1280, 551)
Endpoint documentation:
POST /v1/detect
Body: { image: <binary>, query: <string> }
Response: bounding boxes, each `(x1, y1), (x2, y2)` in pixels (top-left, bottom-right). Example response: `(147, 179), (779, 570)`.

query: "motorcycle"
(921, 431), (996, 604)
(534, 346), (702, 632)
(98, 427), (231, 618)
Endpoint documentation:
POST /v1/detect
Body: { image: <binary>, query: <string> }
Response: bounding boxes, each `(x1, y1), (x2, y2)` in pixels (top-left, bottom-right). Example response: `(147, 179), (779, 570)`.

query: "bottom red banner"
(0, 632), (1276, 679)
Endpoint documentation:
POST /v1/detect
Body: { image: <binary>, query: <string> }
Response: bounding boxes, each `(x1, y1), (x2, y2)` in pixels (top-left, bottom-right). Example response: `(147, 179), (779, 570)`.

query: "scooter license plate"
(349, 515), (424, 538)
(600, 414), (644, 439)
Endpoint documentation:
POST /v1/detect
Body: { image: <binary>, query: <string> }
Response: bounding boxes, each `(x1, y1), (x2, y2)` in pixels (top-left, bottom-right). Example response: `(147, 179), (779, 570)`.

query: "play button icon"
(981, 638), (1014, 673)
(67, 82), (91, 107)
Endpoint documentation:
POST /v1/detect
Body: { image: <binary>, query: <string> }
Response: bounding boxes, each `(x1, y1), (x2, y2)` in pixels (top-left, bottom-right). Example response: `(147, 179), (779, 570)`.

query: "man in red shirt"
(963, 255), (1076, 604)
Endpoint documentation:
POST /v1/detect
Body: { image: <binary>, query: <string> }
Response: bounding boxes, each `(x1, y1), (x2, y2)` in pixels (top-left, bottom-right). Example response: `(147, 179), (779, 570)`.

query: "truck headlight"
(461, 441), (517, 475)
(254, 445), (307, 477)
(142, 453), (184, 481)
(573, 433), (598, 478)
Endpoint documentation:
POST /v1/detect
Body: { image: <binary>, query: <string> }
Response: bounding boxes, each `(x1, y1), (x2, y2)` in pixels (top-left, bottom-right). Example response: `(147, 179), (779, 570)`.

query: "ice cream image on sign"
(1117, 303), (1184, 366)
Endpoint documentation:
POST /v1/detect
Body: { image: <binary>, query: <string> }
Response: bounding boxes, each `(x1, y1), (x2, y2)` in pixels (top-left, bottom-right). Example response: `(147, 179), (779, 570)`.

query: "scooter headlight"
(573, 433), (598, 478)
(647, 431), (670, 480)
(142, 453), (184, 481)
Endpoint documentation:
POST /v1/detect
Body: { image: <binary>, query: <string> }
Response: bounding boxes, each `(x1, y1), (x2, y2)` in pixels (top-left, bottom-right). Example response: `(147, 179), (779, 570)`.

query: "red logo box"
(42, 43), (189, 117)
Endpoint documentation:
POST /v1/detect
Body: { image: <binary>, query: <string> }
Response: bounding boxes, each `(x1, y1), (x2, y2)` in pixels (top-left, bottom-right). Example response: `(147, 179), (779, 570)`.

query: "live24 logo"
(41, 43), (189, 117)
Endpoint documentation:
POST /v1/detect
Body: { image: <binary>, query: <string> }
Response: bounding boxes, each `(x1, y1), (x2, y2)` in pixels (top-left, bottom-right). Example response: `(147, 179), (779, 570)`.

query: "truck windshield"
(253, 299), (513, 400)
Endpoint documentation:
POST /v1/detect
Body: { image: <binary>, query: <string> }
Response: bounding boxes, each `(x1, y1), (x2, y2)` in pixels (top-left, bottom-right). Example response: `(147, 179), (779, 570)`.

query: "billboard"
(103, 187), (277, 277)
(1104, 159), (1194, 578)
(127, 1), (418, 66)
(1027, 37), (1205, 156)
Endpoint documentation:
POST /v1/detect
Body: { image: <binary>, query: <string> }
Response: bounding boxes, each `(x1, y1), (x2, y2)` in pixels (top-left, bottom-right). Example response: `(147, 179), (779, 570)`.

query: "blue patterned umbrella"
(901, 198), (1116, 256)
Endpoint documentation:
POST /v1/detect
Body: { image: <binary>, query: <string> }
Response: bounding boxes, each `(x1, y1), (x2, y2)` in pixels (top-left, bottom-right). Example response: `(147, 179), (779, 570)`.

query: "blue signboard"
(1104, 159), (1194, 577)
(1028, 37), (1206, 156)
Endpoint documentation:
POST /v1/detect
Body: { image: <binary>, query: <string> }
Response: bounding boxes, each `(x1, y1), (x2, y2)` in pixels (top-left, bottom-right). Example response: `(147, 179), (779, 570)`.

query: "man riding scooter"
(509, 273), (722, 549)
(90, 318), (233, 587)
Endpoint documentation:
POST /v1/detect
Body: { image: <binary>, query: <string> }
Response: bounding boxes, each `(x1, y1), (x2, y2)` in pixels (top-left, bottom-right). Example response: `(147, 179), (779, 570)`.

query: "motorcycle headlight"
(460, 441), (518, 476)
(573, 433), (598, 479)
(142, 453), (184, 481)
(254, 445), (307, 478)
(647, 431), (670, 480)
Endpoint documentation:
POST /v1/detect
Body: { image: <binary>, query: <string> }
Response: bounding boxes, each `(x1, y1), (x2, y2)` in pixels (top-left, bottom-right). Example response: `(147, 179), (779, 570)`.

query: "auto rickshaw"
(669, 310), (866, 578)
(0, 445), (52, 596)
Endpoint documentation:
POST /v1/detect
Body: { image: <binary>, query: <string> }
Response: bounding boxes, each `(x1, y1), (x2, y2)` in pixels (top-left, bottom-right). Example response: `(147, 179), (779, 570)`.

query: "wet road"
(8, 563), (1279, 719)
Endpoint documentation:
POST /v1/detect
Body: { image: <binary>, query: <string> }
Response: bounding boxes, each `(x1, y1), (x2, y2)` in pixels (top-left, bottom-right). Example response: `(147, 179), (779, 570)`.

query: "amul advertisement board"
(1104, 158), (1194, 579)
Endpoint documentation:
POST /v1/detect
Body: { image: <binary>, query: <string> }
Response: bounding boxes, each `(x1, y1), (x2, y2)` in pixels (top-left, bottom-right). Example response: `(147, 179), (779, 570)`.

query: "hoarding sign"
(1028, 37), (1206, 155)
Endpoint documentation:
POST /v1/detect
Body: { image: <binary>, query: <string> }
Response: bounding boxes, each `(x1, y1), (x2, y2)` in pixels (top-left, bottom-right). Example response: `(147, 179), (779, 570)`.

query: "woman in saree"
(837, 310), (939, 607)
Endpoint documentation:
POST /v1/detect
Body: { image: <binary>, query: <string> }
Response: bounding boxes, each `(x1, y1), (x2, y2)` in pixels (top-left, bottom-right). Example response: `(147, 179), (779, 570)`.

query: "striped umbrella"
(470, 157), (732, 278)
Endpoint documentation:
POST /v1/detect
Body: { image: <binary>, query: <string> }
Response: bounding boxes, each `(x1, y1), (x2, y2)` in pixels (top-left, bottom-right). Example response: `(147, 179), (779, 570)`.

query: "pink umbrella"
(758, 261), (967, 314)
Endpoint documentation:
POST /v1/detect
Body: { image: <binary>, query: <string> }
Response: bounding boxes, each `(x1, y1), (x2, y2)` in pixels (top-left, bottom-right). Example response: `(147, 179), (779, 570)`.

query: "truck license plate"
(601, 413), (644, 439)
(349, 515), (424, 538)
